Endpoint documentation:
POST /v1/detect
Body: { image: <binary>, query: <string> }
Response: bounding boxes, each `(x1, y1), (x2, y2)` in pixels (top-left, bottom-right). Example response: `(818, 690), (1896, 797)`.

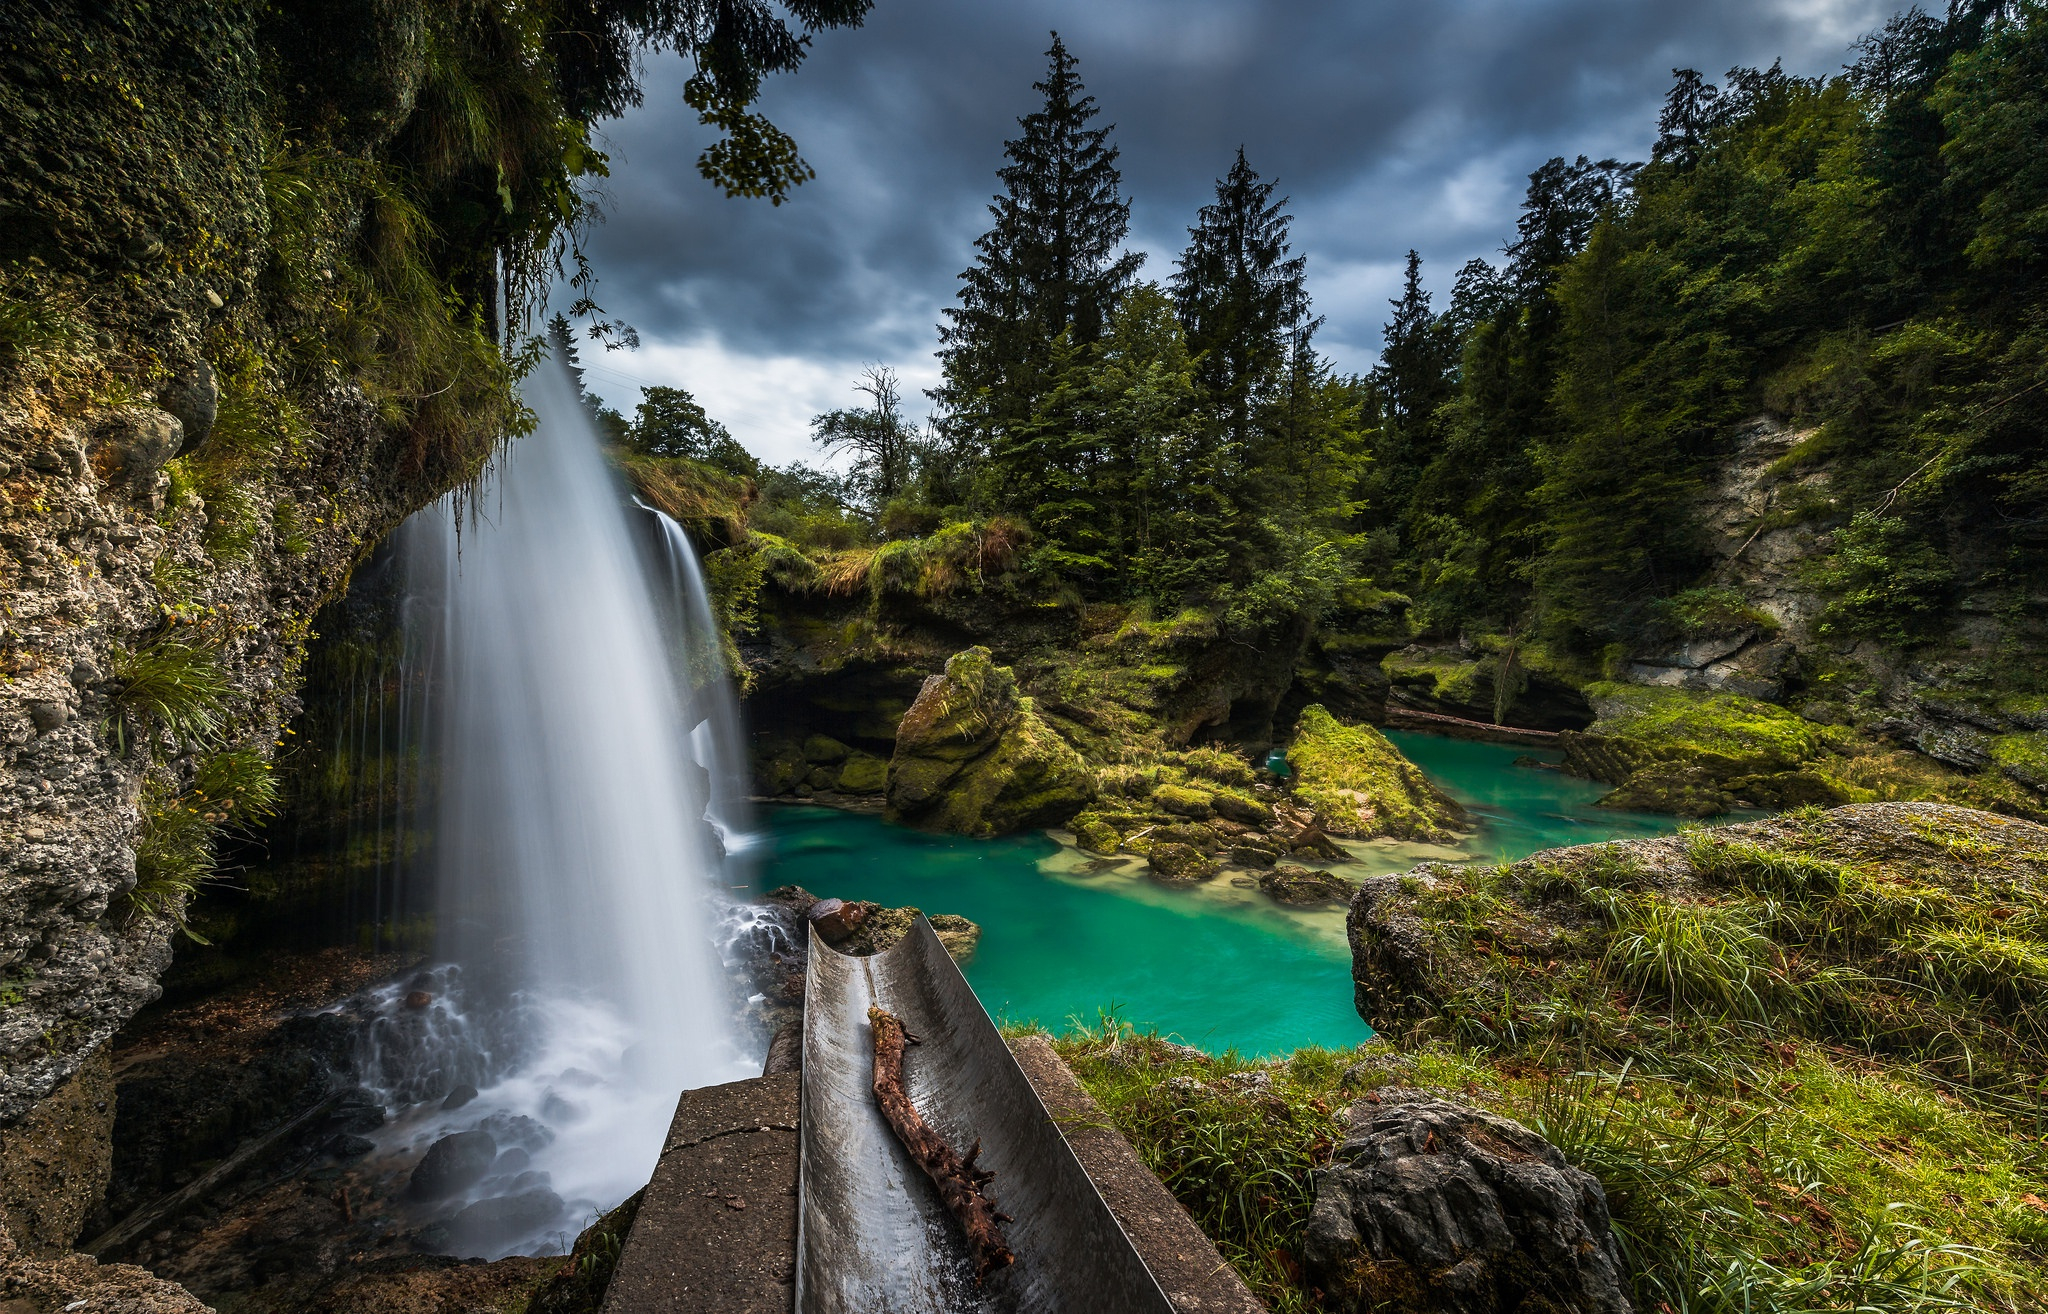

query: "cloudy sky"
(569, 0), (1893, 467)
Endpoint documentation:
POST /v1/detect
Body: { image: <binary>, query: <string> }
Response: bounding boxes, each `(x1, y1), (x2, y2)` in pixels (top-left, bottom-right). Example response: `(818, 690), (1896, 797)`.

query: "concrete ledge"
(1008, 1037), (1267, 1314)
(602, 1074), (800, 1314)
(607, 1048), (1264, 1313)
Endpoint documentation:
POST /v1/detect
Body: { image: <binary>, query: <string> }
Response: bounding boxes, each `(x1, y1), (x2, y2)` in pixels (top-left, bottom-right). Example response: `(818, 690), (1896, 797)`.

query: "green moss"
(1380, 648), (1483, 705)
(1581, 682), (1837, 767)
(1152, 783), (1214, 819)
(835, 752), (887, 794)
(1992, 731), (2048, 792)
(1286, 704), (1463, 841)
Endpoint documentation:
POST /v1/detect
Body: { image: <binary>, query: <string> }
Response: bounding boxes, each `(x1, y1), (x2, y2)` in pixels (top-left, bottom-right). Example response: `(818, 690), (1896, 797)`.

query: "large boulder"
(1304, 1094), (1632, 1314)
(1287, 705), (1465, 841)
(886, 647), (1095, 836)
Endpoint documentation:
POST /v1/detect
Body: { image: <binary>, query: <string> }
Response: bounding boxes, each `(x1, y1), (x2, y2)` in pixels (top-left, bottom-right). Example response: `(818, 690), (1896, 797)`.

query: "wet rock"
(476, 1113), (554, 1153)
(763, 1021), (802, 1077)
(1229, 843), (1278, 869)
(325, 1088), (386, 1133)
(329, 1134), (375, 1158)
(1147, 842), (1215, 884)
(1259, 864), (1353, 905)
(442, 1084), (478, 1111)
(806, 897), (865, 943)
(156, 362), (216, 453)
(408, 1130), (497, 1201)
(1304, 1096), (1632, 1314)
(447, 1189), (566, 1256)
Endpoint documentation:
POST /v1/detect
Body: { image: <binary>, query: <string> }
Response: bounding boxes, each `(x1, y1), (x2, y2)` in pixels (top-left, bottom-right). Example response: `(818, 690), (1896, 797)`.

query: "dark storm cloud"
(578, 0), (1889, 438)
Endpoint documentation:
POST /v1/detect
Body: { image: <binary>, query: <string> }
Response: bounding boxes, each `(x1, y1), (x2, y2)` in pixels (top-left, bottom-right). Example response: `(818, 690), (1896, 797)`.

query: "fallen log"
(866, 1005), (1015, 1283)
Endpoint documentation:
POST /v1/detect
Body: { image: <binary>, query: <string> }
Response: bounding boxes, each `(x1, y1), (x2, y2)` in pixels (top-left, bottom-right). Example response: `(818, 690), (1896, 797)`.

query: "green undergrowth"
(1048, 1017), (2043, 1314)
(1042, 805), (2048, 1312)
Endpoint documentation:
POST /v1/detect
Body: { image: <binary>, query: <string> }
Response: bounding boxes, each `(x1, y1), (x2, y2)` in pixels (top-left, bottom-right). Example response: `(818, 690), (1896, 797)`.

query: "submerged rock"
(886, 646), (1095, 836)
(408, 1130), (497, 1201)
(1259, 864), (1352, 905)
(1287, 705), (1465, 841)
(1304, 1095), (1631, 1314)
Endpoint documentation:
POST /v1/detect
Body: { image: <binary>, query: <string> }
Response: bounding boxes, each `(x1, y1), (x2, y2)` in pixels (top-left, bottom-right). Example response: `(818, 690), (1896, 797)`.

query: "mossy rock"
(1229, 843), (1279, 869)
(1180, 746), (1256, 787)
(835, 752), (888, 794)
(1211, 789), (1273, 826)
(1147, 842), (1216, 884)
(753, 746), (807, 795)
(1073, 817), (1121, 855)
(1565, 684), (1853, 818)
(1154, 783), (1215, 819)
(886, 647), (1095, 837)
(1595, 761), (1735, 818)
(1286, 705), (1465, 842)
(1154, 823), (1220, 853)
(1994, 731), (2048, 794)
(803, 734), (851, 764)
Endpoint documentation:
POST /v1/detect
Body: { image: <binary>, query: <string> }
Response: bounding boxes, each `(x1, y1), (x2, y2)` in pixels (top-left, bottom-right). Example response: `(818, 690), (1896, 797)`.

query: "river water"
(753, 731), (1690, 1056)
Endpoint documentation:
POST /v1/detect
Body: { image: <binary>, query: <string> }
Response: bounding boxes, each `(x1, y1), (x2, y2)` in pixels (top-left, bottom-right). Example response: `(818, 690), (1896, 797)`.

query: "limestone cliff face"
(0, 5), (488, 1125)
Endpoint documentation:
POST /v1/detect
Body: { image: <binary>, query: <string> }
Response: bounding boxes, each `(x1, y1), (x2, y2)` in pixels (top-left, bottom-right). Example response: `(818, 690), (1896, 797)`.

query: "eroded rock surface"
(1304, 1093), (1631, 1314)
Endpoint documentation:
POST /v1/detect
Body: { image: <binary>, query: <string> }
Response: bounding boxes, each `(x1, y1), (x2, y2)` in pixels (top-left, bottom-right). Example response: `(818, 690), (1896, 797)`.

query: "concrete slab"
(606, 1047), (1264, 1313)
(601, 1074), (800, 1314)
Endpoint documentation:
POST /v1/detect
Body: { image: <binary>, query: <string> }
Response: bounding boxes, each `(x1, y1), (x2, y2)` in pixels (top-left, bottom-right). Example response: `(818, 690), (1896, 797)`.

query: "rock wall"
(0, 3), (486, 1126)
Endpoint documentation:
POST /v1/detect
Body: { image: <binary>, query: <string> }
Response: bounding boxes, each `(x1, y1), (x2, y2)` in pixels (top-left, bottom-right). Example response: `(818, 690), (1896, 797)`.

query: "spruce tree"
(932, 33), (1142, 507)
(1171, 148), (1311, 440)
(1371, 252), (1457, 452)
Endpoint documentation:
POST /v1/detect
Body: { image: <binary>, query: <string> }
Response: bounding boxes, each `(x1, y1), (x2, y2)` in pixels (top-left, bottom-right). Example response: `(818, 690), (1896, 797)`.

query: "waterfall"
(637, 499), (754, 865)
(356, 357), (750, 1259)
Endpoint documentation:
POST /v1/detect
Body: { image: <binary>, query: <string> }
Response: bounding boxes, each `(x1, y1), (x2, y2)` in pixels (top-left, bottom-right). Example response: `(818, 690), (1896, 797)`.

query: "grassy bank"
(1044, 803), (2048, 1313)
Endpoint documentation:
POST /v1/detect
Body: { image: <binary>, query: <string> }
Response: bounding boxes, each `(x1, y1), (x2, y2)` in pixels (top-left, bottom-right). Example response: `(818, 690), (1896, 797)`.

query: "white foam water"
(365, 357), (754, 1258)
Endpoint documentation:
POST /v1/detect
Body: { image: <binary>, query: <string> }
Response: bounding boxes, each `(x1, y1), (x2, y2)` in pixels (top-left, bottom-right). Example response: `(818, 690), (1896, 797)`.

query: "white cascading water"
(353, 356), (753, 1258)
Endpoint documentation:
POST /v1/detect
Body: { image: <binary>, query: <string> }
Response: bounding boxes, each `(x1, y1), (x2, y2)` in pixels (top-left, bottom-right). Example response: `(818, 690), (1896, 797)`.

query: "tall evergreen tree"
(932, 33), (1142, 506)
(1171, 148), (1311, 440)
(1371, 252), (1458, 470)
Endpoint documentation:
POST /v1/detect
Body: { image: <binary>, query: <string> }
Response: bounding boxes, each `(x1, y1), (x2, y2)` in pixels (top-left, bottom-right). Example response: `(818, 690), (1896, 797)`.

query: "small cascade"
(636, 500), (756, 865)
(351, 356), (751, 1259)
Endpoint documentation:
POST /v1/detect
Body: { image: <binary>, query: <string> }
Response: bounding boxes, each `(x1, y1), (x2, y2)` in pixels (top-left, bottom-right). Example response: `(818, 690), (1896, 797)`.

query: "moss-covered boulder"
(1073, 816), (1122, 855)
(1153, 783), (1215, 819)
(835, 751), (888, 794)
(1147, 842), (1216, 884)
(1286, 705), (1465, 841)
(885, 647), (1095, 837)
(1562, 683), (1854, 817)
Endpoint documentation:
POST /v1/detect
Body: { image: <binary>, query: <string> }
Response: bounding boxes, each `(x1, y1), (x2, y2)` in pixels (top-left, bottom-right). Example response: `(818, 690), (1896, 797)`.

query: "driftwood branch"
(867, 1006), (1015, 1283)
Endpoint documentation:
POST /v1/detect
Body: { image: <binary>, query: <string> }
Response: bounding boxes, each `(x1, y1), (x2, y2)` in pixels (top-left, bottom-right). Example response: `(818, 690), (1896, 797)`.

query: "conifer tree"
(932, 33), (1142, 506)
(1371, 252), (1457, 466)
(1171, 148), (1311, 440)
